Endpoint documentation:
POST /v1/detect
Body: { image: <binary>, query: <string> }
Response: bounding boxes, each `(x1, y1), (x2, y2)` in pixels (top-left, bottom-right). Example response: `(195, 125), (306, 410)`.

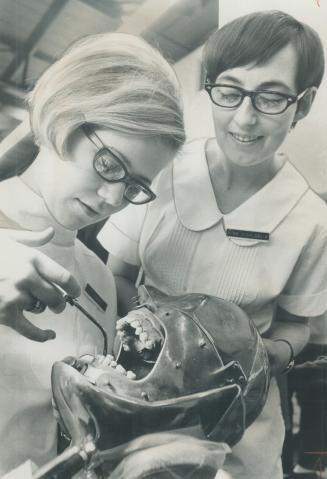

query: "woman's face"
(211, 43), (302, 168)
(39, 129), (173, 230)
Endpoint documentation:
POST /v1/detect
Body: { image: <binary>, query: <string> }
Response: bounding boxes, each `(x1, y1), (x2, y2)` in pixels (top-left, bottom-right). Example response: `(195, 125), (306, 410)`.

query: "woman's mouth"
(230, 133), (262, 145)
(77, 199), (99, 217)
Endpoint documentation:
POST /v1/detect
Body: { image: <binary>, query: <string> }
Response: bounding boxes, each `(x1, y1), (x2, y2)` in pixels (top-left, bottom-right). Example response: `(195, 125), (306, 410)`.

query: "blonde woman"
(0, 32), (185, 475)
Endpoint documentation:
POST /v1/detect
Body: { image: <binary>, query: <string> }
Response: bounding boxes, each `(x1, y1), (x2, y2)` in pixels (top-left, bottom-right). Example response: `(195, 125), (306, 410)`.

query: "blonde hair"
(28, 33), (185, 156)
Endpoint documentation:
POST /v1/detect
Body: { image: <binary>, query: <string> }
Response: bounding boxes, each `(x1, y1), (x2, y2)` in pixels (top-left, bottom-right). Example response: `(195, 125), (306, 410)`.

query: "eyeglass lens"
(95, 150), (126, 180)
(210, 85), (289, 114)
(94, 150), (152, 204)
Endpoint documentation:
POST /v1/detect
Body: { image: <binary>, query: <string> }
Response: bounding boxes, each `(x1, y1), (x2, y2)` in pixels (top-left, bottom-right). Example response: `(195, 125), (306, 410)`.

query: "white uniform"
(98, 138), (327, 479)
(0, 177), (117, 476)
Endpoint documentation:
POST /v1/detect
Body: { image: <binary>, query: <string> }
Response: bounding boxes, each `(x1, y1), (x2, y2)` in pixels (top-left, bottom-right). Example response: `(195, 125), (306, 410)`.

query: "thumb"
(9, 226), (55, 247)
(9, 311), (56, 342)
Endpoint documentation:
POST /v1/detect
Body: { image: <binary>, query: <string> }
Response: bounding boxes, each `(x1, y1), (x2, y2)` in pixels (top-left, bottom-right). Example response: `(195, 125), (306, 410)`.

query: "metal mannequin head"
(52, 286), (269, 453)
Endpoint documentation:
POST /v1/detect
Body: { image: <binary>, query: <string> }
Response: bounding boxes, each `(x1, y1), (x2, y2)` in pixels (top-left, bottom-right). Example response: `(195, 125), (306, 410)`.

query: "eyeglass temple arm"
(82, 124), (104, 150)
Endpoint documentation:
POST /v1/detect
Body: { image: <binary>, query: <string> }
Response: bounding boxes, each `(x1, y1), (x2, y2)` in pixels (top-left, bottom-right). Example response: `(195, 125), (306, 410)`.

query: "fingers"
(33, 253), (81, 299)
(2, 226), (80, 299)
(0, 290), (56, 342)
(0, 229), (81, 341)
(24, 298), (47, 314)
(8, 311), (56, 342)
(24, 275), (69, 314)
(8, 226), (55, 247)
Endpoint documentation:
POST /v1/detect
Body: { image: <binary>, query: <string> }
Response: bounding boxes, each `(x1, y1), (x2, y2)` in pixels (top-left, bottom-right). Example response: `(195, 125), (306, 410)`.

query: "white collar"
(0, 176), (76, 246)
(173, 139), (309, 243)
(173, 139), (221, 231)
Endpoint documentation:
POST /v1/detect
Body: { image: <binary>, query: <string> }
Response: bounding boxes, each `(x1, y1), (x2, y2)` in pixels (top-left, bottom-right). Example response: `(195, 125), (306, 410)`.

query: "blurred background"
(0, 0), (326, 192)
(0, 0), (217, 176)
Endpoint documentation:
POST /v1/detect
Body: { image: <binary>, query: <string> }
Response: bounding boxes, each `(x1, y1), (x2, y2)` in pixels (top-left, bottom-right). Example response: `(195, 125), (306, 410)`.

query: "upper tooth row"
(116, 317), (155, 349)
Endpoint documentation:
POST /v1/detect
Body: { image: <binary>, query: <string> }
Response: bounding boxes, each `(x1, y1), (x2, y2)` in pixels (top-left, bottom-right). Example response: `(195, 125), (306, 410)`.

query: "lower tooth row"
(82, 355), (137, 382)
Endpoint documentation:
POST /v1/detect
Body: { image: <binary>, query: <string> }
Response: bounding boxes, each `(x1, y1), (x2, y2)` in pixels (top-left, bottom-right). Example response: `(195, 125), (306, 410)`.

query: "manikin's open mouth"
(115, 307), (165, 379)
(72, 306), (165, 386)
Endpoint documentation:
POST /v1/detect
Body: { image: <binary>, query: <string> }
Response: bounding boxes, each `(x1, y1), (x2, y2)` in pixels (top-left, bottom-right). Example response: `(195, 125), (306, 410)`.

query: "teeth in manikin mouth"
(115, 364), (127, 375)
(93, 354), (114, 367)
(116, 309), (163, 354)
(127, 370), (136, 380)
(140, 332), (148, 342)
(101, 355), (114, 366)
(145, 340), (154, 349)
(131, 320), (141, 328)
(116, 319), (128, 331)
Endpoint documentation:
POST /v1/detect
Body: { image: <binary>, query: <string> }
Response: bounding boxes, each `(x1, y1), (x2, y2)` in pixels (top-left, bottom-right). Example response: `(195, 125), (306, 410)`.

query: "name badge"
(85, 283), (108, 312)
(226, 229), (270, 241)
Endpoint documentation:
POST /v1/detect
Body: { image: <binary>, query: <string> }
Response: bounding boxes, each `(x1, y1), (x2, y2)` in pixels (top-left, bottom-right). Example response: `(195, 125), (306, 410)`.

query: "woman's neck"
(206, 138), (286, 214)
(207, 138), (284, 190)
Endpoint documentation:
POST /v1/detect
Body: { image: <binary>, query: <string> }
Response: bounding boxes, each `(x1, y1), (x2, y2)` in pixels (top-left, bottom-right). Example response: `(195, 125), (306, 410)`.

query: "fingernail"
(47, 330), (56, 340)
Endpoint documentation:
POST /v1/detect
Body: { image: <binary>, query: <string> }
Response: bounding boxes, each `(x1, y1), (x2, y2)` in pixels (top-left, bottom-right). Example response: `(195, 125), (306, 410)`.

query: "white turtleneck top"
(0, 176), (117, 475)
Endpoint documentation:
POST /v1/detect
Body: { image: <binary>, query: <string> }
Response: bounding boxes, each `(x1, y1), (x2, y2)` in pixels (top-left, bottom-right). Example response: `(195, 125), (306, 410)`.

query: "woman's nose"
(233, 97), (258, 126)
(97, 181), (125, 206)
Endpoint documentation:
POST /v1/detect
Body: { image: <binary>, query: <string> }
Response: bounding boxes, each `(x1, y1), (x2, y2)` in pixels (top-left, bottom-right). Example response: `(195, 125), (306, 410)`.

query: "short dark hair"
(204, 10), (325, 93)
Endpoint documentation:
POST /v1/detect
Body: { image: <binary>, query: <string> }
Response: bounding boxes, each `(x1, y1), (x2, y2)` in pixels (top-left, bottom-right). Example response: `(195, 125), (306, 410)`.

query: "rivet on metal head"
(199, 340), (206, 348)
(141, 391), (149, 401)
(175, 362), (182, 369)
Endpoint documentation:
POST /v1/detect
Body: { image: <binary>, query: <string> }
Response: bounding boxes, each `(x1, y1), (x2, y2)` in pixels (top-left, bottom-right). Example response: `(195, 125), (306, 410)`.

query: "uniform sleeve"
(97, 203), (147, 266)
(278, 224), (327, 317)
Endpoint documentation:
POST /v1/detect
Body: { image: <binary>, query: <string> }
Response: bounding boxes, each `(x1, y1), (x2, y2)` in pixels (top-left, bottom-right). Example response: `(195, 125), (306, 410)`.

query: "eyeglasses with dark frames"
(205, 82), (307, 115)
(82, 124), (156, 205)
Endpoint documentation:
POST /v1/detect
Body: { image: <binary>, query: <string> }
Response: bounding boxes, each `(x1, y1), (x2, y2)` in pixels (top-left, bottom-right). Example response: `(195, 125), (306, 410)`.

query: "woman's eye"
(214, 87), (242, 105)
(95, 151), (124, 179)
(126, 184), (142, 197)
(222, 93), (240, 103)
(258, 94), (285, 106)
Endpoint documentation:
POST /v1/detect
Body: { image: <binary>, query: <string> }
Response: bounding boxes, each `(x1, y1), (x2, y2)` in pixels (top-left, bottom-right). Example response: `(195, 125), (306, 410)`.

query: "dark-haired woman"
(99, 11), (327, 479)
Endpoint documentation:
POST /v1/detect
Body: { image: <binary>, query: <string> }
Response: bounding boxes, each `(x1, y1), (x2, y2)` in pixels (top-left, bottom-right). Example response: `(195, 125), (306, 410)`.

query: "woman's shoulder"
(284, 161), (327, 226)
(299, 186), (327, 221)
(302, 188), (327, 235)
(176, 137), (209, 158)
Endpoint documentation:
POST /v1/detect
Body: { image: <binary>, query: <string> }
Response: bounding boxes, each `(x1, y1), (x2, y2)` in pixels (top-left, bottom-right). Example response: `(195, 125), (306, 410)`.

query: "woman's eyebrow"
(216, 76), (294, 93)
(216, 74), (241, 84)
(256, 81), (294, 92)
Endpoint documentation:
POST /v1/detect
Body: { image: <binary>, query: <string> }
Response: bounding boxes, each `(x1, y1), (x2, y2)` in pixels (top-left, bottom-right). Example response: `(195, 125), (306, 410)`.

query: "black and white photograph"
(0, 1), (326, 478)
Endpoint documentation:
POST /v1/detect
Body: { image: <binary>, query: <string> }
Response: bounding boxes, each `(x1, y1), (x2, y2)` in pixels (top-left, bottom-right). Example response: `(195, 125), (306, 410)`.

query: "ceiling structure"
(0, 0), (218, 146)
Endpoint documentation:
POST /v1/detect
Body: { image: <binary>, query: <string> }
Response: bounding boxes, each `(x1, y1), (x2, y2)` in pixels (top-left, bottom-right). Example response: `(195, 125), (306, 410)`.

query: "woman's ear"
(292, 86), (317, 128)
